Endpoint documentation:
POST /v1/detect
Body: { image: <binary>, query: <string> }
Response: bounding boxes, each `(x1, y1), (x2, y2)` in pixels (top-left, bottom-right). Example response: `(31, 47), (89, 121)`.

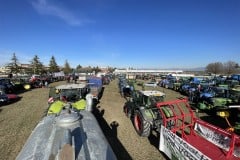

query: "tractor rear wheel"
(133, 110), (151, 137)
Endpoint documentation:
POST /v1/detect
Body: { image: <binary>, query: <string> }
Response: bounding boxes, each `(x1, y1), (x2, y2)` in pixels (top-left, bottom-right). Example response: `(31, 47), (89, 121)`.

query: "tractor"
(124, 90), (168, 137)
(216, 85), (240, 135)
(196, 86), (233, 112)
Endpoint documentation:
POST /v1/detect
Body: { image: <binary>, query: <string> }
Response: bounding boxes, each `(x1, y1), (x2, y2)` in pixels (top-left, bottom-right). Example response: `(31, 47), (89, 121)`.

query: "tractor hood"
(212, 97), (233, 107)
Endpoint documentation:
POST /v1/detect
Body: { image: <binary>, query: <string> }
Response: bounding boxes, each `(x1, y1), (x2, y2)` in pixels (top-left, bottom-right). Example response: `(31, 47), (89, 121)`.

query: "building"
(113, 68), (183, 75)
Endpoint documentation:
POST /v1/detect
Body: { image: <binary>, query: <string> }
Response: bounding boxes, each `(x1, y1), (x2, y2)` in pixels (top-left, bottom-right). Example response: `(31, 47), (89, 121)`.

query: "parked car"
(0, 78), (15, 93)
(0, 90), (21, 106)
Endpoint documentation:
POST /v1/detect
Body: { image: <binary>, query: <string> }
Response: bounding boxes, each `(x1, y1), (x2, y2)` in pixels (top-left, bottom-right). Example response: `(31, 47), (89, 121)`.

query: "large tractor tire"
(133, 110), (151, 137)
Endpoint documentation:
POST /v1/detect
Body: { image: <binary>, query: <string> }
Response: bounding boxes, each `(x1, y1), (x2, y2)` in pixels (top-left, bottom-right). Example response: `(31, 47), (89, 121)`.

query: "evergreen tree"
(76, 64), (82, 72)
(30, 55), (44, 75)
(48, 56), (59, 73)
(107, 66), (116, 73)
(7, 53), (20, 74)
(92, 66), (101, 74)
(63, 60), (72, 74)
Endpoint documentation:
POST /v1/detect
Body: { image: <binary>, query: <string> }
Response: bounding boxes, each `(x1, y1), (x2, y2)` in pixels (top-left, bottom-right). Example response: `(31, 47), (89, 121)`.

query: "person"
(39, 81), (43, 88)
(45, 81), (48, 88)
(66, 76), (70, 83)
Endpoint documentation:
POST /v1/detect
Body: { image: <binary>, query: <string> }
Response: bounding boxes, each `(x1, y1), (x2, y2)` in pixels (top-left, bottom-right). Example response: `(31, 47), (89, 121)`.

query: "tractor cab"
(132, 90), (165, 108)
(47, 83), (93, 114)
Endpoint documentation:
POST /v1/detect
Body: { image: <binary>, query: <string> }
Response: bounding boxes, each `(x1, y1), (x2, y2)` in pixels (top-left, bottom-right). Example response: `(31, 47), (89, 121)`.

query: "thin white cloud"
(31, 0), (93, 26)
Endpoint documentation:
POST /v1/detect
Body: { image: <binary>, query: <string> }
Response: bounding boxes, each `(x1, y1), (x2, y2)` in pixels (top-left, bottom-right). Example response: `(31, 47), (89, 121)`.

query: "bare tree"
(224, 61), (238, 75)
(205, 62), (223, 75)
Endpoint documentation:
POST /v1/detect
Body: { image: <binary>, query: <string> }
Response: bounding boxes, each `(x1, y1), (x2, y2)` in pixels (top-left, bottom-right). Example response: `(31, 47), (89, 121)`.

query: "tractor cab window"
(143, 95), (151, 106)
(151, 96), (164, 104)
(60, 89), (80, 102)
(135, 91), (142, 104)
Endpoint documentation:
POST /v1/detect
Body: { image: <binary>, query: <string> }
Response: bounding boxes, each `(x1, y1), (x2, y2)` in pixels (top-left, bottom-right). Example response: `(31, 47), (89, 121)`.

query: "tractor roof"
(140, 90), (165, 97)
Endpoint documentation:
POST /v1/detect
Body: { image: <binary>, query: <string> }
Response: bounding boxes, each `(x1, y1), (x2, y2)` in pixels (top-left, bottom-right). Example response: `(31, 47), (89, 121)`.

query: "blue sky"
(0, 0), (239, 69)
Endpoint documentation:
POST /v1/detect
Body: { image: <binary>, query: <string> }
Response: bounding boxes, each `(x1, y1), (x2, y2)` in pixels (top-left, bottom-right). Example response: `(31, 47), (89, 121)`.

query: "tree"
(30, 55), (44, 75)
(205, 62), (223, 75)
(235, 63), (240, 69)
(62, 60), (72, 74)
(107, 66), (116, 73)
(224, 61), (238, 75)
(76, 64), (82, 72)
(48, 56), (59, 73)
(92, 66), (101, 74)
(7, 53), (20, 74)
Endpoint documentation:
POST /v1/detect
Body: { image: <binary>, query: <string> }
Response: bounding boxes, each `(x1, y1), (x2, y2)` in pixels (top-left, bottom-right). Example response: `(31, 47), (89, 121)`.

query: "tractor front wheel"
(133, 110), (151, 137)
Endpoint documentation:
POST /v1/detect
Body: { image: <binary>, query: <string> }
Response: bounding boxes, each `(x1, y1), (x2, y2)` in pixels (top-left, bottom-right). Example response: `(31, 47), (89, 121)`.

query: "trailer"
(125, 96), (240, 159)
(157, 99), (240, 159)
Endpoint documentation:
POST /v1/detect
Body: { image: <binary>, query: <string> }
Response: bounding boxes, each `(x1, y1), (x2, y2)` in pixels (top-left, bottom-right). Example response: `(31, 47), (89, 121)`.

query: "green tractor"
(196, 86), (233, 112)
(123, 90), (175, 137)
(229, 85), (240, 103)
(216, 85), (240, 135)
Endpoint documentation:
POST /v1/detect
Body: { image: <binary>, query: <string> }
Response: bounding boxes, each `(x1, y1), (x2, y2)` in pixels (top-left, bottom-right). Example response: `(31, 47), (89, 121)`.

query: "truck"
(87, 76), (103, 101)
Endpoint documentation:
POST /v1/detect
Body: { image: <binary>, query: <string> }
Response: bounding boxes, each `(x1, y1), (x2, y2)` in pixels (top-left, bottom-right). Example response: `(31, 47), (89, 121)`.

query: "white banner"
(194, 123), (240, 158)
(159, 125), (210, 160)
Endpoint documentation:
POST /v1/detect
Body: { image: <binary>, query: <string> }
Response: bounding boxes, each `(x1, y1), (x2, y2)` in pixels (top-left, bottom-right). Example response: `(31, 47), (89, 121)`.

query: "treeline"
(5, 53), (115, 75)
(5, 53), (239, 76)
(205, 61), (240, 75)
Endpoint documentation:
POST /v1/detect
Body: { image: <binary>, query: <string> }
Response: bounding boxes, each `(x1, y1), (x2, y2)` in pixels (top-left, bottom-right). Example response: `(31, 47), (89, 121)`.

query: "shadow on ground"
(92, 105), (132, 160)
(124, 100), (169, 160)
(98, 87), (105, 100)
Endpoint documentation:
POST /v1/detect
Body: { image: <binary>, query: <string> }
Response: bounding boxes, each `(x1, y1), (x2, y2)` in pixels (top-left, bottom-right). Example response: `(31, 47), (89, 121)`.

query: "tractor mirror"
(217, 111), (229, 118)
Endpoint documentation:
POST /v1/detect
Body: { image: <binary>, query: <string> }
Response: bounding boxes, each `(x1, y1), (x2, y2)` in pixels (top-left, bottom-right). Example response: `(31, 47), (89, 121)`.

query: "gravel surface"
(0, 79), (187, 160)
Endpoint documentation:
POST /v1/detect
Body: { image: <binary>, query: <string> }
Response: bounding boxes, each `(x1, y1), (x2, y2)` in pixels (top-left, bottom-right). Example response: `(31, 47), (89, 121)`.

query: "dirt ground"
(93, 79), (192, 160)
(0, 79), (206, 160)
